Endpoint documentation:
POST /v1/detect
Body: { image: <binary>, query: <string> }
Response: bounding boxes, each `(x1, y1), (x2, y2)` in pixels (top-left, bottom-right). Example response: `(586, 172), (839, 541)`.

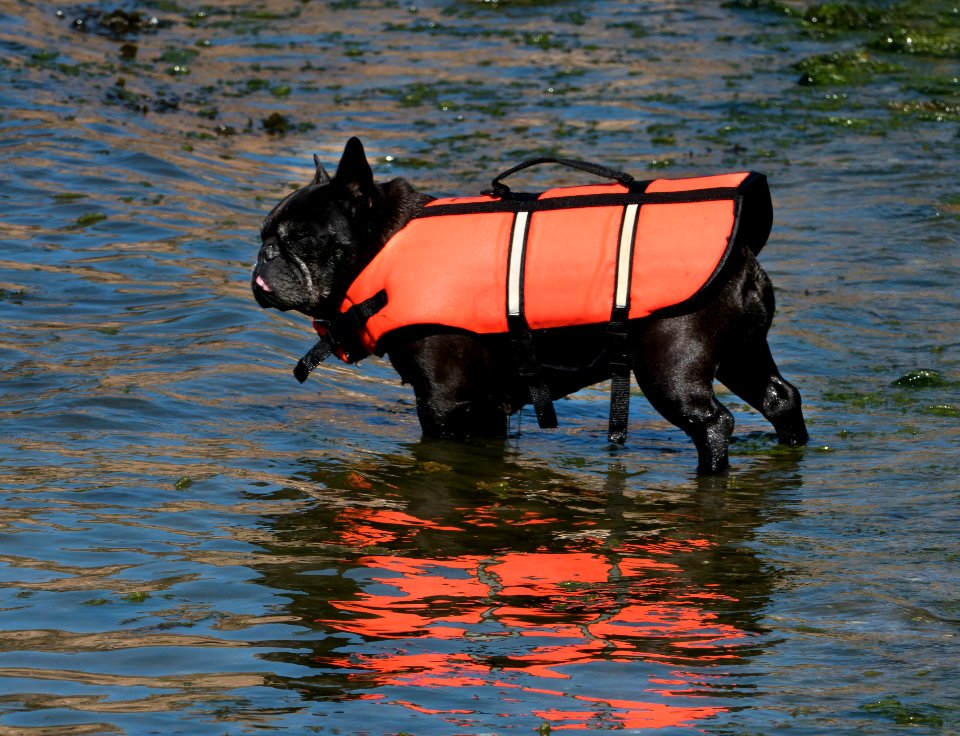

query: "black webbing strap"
(606, 196), (642, 444)
(607, 311), (631, 444)
(294, 336), (335, 383)
(415, 187), (744, 219)
(530, 383), (558, 428)
(484, 156), (635, 199)
(486, 156), (640, 436)
(505, 209), (557, 428)
(293, 290), (388, 383)
(508, 317), (558, 429)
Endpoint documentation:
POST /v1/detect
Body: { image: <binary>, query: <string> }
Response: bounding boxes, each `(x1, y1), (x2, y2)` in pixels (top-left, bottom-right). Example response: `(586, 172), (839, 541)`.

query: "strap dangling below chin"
(294, 337), (335, 383)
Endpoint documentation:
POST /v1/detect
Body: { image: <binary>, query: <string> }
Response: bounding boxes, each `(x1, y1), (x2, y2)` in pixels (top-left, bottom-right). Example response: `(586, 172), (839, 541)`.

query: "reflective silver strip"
(507, 210), (529, 317)
(614, 203), (639, 310)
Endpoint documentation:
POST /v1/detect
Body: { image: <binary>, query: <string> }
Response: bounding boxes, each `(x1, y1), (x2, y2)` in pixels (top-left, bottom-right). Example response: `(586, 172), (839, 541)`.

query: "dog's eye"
(277, 222), (312, 244)
(281, 224), (331, 254)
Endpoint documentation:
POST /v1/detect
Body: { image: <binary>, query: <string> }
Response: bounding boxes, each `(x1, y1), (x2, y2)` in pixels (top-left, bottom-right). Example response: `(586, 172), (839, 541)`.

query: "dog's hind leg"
(716, 339), (808, 447)
(632, 330), (734, 474)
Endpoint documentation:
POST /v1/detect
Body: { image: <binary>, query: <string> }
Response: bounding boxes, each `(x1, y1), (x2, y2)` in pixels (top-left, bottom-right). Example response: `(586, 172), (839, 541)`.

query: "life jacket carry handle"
(484, 157), (635, 199)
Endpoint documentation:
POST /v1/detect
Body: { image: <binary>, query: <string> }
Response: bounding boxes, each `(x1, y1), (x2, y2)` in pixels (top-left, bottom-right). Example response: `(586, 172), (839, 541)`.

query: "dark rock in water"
(57, 7), (169, 39)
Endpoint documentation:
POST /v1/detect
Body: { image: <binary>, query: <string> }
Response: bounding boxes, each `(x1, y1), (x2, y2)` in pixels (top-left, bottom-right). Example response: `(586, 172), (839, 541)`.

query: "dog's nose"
(261, 240), (280, 261)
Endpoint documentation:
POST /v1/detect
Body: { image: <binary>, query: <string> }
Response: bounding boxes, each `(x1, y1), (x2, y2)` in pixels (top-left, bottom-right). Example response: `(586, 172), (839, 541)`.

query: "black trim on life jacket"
(641, 172), (771, 324)
(413, 187), (744, 220)
(730, 172), (772, 256)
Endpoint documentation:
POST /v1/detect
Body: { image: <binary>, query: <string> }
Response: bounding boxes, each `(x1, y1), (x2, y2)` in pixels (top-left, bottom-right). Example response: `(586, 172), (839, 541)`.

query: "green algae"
(891, 99), (960, 123)
(924, 405), (960, 417)
(525, 32), (558, 50)
(723, 0), (799, 15)
(647, 123), (677, 145)
(893, 369), (948, 388)
(802, 3), (885, 30)
(159, 47), (199, 65)
(824, 371), (958, 422)
(648, 158), (675, 169)
(814, 114), (875, 128)
(861, 696), (946, 727)
(397, 81), (440, 108)
(872, 28), (960, 57)
(104, 78), (181, 113)
(0, 289), (26, 304)
(730, 432), (810, 458)
(159, 45), (199, 75)
(121, 592), (150, 603)
(825, 390), (895, 408)
(609, 21), (649, 39)
(261, 112), (315, 136)
(731, 0), (960, 141)
(796, 50), (901, 86)
(18, 0), (958, 188)
(470, 0), (574, 6)
(71, 212), (108, 228)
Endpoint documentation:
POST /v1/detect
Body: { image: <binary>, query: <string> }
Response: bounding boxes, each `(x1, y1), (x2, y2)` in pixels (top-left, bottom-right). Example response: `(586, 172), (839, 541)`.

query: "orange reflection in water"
(318, 507), (750, 731)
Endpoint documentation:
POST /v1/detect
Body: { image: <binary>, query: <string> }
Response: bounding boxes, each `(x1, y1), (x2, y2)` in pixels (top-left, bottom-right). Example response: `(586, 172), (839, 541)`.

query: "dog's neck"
(338, 178), (434, 296)
(376, 178), (434, 248)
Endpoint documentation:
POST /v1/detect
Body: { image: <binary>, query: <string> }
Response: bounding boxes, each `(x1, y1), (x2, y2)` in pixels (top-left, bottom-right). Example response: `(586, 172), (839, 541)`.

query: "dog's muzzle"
(251, 271), (281, 309)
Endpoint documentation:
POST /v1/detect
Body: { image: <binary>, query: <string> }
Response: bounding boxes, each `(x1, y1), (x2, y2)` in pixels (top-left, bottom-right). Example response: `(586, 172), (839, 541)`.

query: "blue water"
(1, 1), (958, 733)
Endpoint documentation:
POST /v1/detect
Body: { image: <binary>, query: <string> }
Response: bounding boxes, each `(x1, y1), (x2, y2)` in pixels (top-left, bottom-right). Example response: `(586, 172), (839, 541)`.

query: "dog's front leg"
(387, 332), (509, 440)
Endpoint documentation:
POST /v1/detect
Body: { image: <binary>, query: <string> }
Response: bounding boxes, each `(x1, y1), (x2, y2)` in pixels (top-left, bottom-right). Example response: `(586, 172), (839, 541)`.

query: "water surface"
(1, 0), (958, 733)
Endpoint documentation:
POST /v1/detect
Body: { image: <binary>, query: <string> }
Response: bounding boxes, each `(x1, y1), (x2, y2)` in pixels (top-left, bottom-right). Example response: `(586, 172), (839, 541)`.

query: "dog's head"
(252, 137), (389, 318)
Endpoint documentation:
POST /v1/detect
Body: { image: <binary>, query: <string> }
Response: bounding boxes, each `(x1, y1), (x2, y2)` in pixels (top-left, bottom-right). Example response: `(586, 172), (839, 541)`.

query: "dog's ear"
(312, 154), (331, 186)
(332, 137), (381, 214)
(334, 137), (374, 189)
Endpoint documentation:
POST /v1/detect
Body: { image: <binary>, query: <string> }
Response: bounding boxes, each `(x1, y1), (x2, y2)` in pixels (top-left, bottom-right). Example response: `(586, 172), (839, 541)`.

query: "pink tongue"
(256, 275), (272, 292)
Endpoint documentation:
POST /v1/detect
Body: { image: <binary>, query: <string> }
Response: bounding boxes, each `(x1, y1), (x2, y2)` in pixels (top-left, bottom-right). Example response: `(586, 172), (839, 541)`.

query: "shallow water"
(1, 0), (958, 733)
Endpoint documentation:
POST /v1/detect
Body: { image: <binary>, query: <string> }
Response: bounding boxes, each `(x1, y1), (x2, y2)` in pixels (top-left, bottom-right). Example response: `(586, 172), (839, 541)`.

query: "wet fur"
(252, 138), (808, 472)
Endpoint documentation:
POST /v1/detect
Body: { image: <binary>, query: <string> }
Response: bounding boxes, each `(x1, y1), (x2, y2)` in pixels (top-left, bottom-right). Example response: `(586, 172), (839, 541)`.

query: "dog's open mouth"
(255, 274), (272, 292)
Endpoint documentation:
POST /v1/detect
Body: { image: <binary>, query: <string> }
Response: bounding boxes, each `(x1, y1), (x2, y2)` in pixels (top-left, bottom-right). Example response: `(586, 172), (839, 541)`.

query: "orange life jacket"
(336, 170), (769, 356)
(296, 165), (773, 441)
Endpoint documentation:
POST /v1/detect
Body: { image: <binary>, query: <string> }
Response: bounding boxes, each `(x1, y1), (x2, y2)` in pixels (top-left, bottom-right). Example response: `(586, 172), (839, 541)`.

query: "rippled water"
(1, 0), (958, 733)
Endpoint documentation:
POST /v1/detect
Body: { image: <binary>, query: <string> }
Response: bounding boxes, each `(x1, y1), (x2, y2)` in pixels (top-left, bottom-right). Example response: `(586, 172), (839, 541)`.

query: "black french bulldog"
(252, 137), (808, 472)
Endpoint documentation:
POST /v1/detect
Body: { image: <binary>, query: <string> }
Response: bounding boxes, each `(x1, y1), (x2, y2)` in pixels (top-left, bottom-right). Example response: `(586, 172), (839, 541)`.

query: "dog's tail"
(732, 172), (773, 257)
